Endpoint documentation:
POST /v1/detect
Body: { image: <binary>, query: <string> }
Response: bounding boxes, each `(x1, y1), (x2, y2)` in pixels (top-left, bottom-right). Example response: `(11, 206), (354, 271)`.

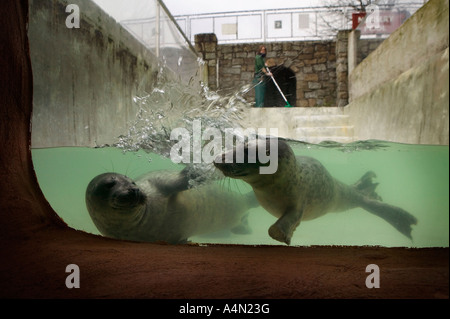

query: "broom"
(266, 67), (292, 107)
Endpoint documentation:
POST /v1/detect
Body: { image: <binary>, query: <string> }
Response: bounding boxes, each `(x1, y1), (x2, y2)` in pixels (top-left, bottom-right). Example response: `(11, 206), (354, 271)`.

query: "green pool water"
(31, 140), (449, 247)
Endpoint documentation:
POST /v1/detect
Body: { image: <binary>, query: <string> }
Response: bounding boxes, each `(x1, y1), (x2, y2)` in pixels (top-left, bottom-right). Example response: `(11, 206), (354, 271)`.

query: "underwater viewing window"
(29, 0), (449, 249)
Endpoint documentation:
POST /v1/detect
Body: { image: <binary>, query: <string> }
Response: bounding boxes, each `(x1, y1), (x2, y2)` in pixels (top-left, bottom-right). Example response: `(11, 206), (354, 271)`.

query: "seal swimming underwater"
(214, 138), (418, 245)
(86, 168), (257, 244)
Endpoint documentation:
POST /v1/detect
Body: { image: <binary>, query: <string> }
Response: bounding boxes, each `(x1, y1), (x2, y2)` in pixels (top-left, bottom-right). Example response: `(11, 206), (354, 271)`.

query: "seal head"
(86, 173), (147, 238)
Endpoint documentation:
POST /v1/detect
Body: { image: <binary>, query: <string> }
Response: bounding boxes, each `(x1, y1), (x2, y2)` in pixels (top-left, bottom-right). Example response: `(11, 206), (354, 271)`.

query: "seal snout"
(213, 155), (242, 178)
(127, 186), (146, 204)
(214, 153), (232, 175)
(112, 185), (146, 209)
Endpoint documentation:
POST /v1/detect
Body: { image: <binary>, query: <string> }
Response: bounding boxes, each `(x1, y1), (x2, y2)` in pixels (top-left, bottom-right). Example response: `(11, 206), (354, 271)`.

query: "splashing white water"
(115, 62), (255, 185)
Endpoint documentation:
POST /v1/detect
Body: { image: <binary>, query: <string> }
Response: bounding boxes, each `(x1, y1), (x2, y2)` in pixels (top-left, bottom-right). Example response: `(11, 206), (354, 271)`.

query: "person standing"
(253, 45), (272, 107)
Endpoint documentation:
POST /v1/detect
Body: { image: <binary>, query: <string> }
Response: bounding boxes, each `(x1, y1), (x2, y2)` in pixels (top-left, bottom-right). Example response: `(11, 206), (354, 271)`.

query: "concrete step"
(242, 107), (357, 144)
(294, 124), (356, 144)
(296, 136), (355, 144)
(295, 125), (354, 138)
(293, 114), (350, 128)
(290, 107), (346, 115)
(290, 109), (355, 143)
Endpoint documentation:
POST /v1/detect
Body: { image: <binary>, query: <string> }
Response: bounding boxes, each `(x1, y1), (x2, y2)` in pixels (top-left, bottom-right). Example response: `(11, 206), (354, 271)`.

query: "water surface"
(32, 140), (449, 247)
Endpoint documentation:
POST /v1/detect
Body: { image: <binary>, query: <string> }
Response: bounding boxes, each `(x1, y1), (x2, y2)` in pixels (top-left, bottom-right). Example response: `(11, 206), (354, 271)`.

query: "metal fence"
(174, 7), (345, 44)
(171, 3), (424, 44)
(119, 1), (424, 47)
(120, 0), (200, 82)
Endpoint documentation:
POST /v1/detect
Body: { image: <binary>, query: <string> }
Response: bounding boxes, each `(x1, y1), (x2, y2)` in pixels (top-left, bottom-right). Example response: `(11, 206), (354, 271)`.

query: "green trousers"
(253, 76), (266, 107)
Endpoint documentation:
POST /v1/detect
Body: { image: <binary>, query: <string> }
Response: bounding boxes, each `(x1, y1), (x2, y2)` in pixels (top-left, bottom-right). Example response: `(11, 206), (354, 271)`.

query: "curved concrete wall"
(345, 0), (449, 145)
(29, 0), (160, 148)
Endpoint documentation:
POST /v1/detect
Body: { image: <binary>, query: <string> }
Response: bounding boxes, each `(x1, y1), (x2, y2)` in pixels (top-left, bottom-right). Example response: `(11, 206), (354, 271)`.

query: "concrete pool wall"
(29, 0), (203, 148)
(344, 0), (449, 145)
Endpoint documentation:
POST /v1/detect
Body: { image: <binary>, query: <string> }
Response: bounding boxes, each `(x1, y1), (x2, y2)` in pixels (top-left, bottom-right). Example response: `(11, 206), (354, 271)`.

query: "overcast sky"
(162, 0), (322, 16)
(93, 0), (324, 21)
(93, 0), (424, 23)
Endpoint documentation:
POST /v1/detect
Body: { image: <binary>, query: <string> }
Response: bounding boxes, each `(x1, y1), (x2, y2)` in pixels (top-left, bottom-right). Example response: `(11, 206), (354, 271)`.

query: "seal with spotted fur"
(214, 138), (418, 245)
(86, 167), (257, 244)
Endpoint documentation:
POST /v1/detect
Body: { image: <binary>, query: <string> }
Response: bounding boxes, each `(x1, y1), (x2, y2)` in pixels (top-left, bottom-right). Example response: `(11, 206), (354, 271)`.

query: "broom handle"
(266, 67), (289, 104)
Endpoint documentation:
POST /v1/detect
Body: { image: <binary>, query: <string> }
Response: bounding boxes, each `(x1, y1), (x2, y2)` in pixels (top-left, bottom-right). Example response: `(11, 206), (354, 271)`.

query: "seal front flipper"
(152, 166), (201, 196)
(230, 193), (259, 235)
(268, 206), (303, 245)
(231, 213), (252, 235)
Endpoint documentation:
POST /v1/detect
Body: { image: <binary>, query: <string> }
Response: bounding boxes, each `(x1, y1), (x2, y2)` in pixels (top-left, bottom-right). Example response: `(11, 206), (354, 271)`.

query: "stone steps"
(242, 107), (356, 144)
(291, 110), (356, 144)
(293, 114), (350, 127)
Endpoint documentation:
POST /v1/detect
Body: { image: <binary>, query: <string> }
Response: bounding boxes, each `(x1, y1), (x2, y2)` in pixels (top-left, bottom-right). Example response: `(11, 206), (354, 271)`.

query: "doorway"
(264, 66), (296, 107)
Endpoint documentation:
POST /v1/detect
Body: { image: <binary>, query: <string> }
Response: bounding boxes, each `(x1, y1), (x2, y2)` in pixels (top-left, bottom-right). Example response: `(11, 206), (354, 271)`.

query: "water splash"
(115, 61), (255, 185)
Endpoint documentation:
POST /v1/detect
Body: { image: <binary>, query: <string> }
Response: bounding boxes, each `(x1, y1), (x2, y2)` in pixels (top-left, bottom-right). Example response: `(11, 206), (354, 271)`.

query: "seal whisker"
(233, 179), (245, 195)
(221, 177), (231, 193)
(101, 165), (109, 173)
(124, 160), (132, 177)
(127, 167), (139, 179)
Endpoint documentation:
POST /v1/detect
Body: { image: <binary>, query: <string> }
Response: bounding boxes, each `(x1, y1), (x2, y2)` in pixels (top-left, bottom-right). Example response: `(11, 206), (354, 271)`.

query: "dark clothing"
(253, 54), (267, 107)
(253, 76), (266, 107)
(254, 54), (266, 76)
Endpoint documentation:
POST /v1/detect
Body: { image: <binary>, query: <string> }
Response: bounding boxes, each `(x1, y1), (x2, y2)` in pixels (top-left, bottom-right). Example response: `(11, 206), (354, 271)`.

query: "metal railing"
(174, 7), (345, 44)
(120, 0), (200, 82)
(171, 2), (424, 44)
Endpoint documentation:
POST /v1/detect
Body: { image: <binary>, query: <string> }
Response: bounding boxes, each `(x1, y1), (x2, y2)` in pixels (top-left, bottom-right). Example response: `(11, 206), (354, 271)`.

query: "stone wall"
(194, 31), (386, 108)
(195, 34), (340, 107)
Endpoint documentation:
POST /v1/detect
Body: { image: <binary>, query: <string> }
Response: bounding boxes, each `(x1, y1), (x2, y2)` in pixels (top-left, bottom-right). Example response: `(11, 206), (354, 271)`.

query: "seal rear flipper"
(359, 197), (418, 239)
(353, 171), (382, 201)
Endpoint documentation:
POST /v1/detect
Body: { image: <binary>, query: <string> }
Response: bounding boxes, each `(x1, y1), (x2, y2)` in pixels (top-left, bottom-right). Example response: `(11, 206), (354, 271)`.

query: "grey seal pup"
(214, 138), (418, 245)
(86, 167), (257, 244)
